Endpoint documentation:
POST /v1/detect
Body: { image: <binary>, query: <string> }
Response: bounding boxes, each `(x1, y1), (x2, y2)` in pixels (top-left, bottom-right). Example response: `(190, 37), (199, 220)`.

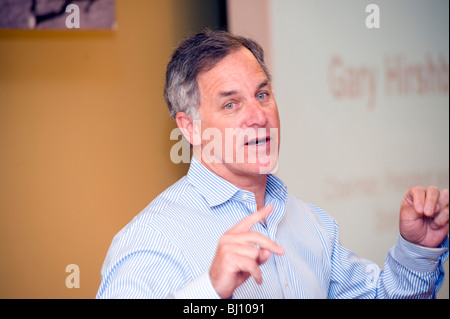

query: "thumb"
(257, 248), (272, 265)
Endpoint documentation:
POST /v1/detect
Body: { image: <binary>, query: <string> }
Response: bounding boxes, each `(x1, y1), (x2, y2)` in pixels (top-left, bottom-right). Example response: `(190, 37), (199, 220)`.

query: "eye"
(224, 102), (235, 110)
(256, 92), (268, 100)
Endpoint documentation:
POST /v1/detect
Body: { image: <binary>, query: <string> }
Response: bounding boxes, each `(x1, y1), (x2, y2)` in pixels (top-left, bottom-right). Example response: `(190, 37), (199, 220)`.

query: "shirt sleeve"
(381, 234), (449, 298)
(391, 234), (448, 273)
(169, 271), (221, 299)
(96, 225), (222, 299)
(308, 203), (448, 299)
(327, 226), (449, 299)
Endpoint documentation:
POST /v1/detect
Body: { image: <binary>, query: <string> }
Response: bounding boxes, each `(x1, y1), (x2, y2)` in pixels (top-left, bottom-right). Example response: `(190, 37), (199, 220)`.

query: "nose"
(243, 99), (268, 128)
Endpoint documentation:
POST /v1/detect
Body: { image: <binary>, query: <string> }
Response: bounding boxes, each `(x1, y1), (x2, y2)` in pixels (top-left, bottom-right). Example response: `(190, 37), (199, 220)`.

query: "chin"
(241, 155), (278, 175)
(257, 158), (279, 175)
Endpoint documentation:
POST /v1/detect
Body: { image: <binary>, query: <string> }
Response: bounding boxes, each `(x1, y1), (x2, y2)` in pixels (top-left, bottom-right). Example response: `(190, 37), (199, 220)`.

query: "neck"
(232, 174), (267, 210)
(194, 154), (268, 210)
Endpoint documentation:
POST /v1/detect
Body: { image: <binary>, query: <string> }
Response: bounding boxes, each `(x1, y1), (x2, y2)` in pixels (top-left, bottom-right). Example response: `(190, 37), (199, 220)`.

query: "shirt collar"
(266, 173), (288, 202)
(186, 156), (288, 207)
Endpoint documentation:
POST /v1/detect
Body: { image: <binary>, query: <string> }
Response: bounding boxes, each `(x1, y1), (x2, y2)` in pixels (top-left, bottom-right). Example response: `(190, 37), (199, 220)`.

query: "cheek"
(267, 105), (281, 143)
(268, 106), (280, 128)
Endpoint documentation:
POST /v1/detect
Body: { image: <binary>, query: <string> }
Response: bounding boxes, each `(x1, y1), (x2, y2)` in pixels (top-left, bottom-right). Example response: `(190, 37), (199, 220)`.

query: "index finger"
(229, 205), (274, 233)
(437, 189), (449, 210)
(424, 185), (440, 216)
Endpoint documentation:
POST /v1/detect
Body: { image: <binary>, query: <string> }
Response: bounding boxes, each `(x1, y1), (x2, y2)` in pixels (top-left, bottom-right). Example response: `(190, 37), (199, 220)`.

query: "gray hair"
(164, 30), (271, 119)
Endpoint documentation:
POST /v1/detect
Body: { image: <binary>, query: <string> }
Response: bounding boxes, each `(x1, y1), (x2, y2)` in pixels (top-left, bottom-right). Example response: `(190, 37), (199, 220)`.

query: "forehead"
(197, 48), (268, 96)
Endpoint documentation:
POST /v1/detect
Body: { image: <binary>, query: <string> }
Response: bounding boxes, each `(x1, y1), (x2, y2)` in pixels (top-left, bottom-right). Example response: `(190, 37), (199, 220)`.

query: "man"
(96, 30), (449, 299)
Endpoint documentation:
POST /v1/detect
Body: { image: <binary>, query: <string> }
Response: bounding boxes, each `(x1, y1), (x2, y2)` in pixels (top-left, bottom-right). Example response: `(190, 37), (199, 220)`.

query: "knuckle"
(244, 258), (259, 270)
(443, 206), (449, 215)
(219, 233), (233, 244)
(251, 231), (265, 241)
(249, 246), (260, 259)
(411, 185), (425, 193)
(221, 250), (234, 263)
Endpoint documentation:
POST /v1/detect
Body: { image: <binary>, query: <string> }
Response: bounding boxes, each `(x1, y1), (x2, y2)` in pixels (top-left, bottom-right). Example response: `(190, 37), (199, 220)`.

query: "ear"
(175, 112), (201, 146)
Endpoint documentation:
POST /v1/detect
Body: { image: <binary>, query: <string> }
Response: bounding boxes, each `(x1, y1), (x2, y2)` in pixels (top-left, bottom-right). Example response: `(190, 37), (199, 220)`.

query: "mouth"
(245, 136), (270, 146)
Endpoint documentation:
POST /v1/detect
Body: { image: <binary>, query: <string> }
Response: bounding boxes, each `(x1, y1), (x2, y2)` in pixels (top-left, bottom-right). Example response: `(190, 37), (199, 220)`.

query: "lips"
(245, 136), (270, 146)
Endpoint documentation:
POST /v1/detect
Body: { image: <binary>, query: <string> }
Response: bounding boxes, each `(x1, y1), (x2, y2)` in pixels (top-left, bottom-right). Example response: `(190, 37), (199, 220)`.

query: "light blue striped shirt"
(97, 156), (448, 299)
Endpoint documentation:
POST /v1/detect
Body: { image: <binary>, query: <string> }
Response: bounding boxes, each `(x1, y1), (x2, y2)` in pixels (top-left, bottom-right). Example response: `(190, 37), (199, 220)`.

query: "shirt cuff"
(391, 234), (449, 273)
(170, 271), (221, 299)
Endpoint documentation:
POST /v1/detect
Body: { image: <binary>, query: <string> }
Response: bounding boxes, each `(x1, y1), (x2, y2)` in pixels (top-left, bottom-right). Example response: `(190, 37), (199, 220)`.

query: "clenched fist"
(399, 186), (449, 248)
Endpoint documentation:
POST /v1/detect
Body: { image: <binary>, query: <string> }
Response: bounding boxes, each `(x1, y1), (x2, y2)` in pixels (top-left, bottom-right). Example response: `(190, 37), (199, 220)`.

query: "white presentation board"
(228, 0), (449, 298)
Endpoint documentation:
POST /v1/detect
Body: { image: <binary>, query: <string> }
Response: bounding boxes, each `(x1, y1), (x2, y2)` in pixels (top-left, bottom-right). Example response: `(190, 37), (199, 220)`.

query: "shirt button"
(284, 280), (288, 287)
(428, 259), (437, 264)
(242, 194), (248, 200)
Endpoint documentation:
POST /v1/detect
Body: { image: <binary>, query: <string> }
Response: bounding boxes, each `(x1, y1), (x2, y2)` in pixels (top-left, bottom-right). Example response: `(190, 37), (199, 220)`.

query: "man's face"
(194, 47), (280, 181)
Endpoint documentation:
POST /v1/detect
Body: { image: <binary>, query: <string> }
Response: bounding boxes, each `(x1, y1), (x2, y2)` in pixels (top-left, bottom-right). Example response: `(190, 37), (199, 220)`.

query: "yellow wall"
(0, 0), (224, 298)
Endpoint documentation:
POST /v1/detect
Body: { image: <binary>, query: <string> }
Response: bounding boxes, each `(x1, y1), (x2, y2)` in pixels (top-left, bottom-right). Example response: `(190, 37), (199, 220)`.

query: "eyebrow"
(218, 90), (239, 98)
(218, 80), (270, 99)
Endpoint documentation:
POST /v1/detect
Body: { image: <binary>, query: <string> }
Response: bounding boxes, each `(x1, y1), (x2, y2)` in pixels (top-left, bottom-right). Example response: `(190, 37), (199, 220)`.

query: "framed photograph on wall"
(0, 0), (116, 30)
